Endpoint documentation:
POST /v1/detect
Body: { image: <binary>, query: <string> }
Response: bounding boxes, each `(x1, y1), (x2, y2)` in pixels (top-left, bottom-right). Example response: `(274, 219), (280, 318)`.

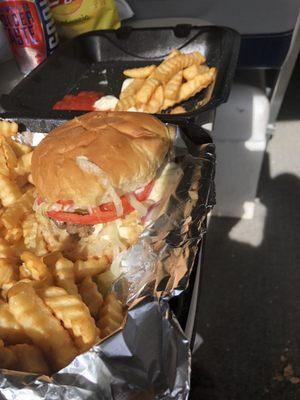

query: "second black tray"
(1, 25), (240, 123)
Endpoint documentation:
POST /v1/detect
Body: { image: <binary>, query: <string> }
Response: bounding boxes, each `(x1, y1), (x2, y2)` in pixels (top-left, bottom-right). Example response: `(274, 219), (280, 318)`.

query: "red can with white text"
(0, 0), (59, 74)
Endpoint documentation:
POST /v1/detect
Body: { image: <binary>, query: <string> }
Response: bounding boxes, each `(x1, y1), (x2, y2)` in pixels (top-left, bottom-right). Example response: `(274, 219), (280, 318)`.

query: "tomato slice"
(134, 180), (154, 202)
(44, 180), (154, 225)
(47, 196), (134, 224)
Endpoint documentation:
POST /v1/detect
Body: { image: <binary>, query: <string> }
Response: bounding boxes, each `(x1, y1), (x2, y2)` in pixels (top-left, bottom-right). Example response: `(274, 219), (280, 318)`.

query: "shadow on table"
(190, 152), (300, 400)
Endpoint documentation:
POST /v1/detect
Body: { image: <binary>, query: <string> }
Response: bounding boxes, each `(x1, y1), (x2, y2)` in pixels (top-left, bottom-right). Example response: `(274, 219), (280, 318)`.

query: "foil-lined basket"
(0, 124), (215, 400)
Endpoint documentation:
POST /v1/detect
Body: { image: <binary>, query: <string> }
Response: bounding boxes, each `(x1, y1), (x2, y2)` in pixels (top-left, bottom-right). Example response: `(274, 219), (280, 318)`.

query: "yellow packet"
(49, 0), (120, 39)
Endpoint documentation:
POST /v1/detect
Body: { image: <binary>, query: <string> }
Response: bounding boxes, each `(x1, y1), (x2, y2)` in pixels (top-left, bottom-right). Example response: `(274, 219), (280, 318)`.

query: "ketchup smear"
(53, 91), (103, 111)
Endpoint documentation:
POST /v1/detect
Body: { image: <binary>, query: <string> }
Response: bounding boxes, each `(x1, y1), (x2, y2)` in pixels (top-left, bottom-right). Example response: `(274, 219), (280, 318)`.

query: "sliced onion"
(76, 155), (123, 217)
(127, 193), (148, 217)
(49, 203), (63, 212)
(142, 202), (160, 224)
(62, 204), (76, 212)
(108, 186), (123, 217)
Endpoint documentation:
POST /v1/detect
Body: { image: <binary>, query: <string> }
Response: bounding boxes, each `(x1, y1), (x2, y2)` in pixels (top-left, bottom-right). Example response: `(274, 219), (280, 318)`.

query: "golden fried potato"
(39, 286), (98, 352)
(97, 293), (125, 339)
(0, 173), (22, 207)
(182, 64), (209, 81)
(166, 48), (181, 59)
(0, 188), (34, 230)
(22, 213), (48, 256)
(161, 98), (177, 111)
(123, 65), (156, 79)
(8, 282), (78, 370)
(53, 256), (78, 296)
(22, 213), (38, 251)
(136, 78), (160, 105)
(0, 343), (18, 370)
(0, 259), (18, 288)
(20, 251), (53, 284)
(7, 140), (31, 158)
(0, 238), (18, 262)
(0, 120), (18, 138)
(35, 213), (71, 254)
(178, 67), (216, 102)
(164, 70), (182, 100)
(74, 257), (109, 281)
(43, 251), (63, 268)
(1, 278), (44, 301)
(10, 343), (50, 375)
(78, 276), (103, 318)
(3, 226), (23, 244)
(144, 85), (164, 114)
(0, 136), (18, 171)
(120, 78), (145, 100)
(115, 95), (136, 112)
(14, 151), (32, 176)
(9, 240), (26, 258)
(0, 302), (29, 344)
(170, 106), (186, 114)
(0, 152), (9, 177)
(154, 52), (205, 84)
(0, 136), (18, 178)
(96, 270), (115, 298)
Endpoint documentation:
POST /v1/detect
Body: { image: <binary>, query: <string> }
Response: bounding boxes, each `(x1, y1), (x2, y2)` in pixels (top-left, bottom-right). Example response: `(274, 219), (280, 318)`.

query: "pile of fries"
(0, 120), (125, 375)
(115, 49), (216, 114)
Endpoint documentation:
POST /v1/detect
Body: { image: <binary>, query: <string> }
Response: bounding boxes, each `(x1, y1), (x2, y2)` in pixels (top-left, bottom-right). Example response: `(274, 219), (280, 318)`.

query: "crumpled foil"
(0, 124), (215, 400)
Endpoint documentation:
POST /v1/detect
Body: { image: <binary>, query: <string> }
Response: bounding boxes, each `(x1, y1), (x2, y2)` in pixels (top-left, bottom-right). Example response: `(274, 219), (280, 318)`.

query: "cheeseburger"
(31, 112), (180, 245)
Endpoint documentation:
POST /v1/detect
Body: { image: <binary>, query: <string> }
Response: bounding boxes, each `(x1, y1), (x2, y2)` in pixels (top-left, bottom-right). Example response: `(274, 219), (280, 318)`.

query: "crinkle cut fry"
(53, 256), (79, 296)
(0, 136), (18, 175)
(0, 173), (22, 207)
(0, 120), (18, 138)
(115, 95), (136, 111)
(14, 151), (33, 176)
(78, 276), (103, 318)
(9, 344), (50, 374)
(0, 302), (30, 344)
(98, 293), (125, 339)
(0, 188), (34, 230)
(182, 64), (209, 81)
(178, 67), (216, 102)
(39, 286), (98, 352)
(153, 52), (206, 84)
(0, 341), (50, 374)
(8, 282), (78, 371)
(119, 78), (145, 100)
(135, 78), (160, 105)
(123, 65), (156, 79)
(0, 239), (18, 262)
(164, 70), (182, 100)
(144, 85), (164, 114)
(74, 257), (109, 281)
(20, 251), (53, 283)
(0, 258), (18, 288)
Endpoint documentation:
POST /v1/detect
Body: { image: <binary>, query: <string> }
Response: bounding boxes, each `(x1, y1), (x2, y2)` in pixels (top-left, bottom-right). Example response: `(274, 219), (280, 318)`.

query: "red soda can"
(0, 0), (59, 74)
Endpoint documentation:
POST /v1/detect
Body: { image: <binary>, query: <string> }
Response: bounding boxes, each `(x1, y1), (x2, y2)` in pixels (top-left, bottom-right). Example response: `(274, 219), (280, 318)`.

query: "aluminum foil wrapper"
(0, 124), (215, 400)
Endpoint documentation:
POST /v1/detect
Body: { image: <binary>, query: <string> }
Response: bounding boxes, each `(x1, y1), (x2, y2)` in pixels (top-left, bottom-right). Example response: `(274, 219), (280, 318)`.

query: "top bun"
(31, 111), (171, 206)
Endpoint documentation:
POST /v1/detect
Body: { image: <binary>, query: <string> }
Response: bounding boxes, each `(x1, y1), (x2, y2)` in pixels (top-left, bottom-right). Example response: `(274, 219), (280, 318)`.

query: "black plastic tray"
(1, 25), (240, 123)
